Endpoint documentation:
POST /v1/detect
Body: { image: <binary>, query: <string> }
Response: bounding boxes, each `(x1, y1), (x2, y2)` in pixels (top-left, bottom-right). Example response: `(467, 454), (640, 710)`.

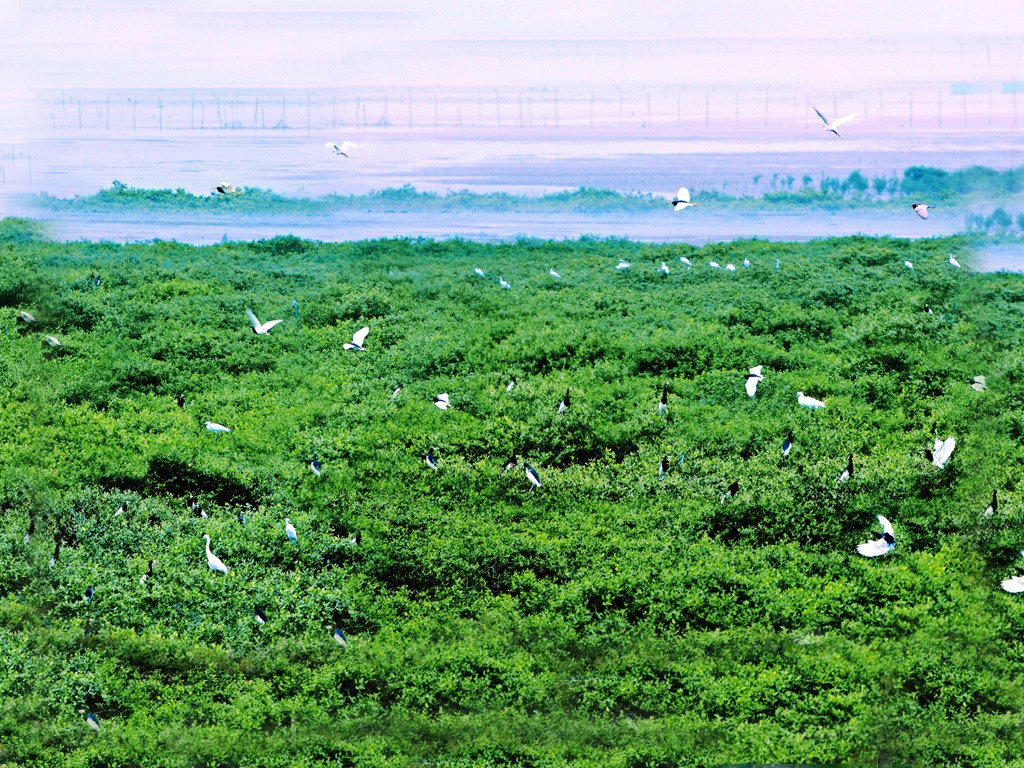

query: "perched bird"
(433, 393), (450, 410)
(176, 394), (186, 409)
(904, 261), (914, 270)
(285, 518), (298, 544)
(745, 366), (763, 398)
(506, 378), (516, 393)
(140, 559), (155, 585)
(743, 258), (751, 268)
(325, 141), (357, 157)
(924, 304), (933, 315)
(659, 262), (670, 274)
(708, 261), (721, 269)
(949, 254), (961, 268)
(44, 335), (62, 347)
(970, 375), (987, 392)
(86, 713), (101, 733)
(857, 515), (896, 557)
(775, 259), (781, 270)
(782, 432), (794, 458)
(310, 454), (322, 477)
(813, 106), (859, 136)
(838, 454), (853, 483)
(983, 490), (998, 519)
(557, 388), (570, 415)
(498, 277), (511, 290)
(925, 435), (956, 469)
(658, 383), (668, 418)
(616, 260), (631, 270)
(202, 534), (229, 574)
(725, 263), (737, 272)
(254, 605), (268, 624)
(670, 187), (696, 211)
(246, 308), (283, 336)
(911, 204), (934, 219)
(333, 628), (349, 648)
(115, 502), (126, 517)
(796, 392), (825, 410)
(679, 257), (692, 267)
(659, 456), (669, 479)
(205, 421), (231, 434)
(17, 310), (35, 323)
(212, 183), (238, 195)
(84, 586), (94, 603)
(549, 268), (561, 279)
(1000, 552), (1024, 593)
(343, 326), (370, 351)
(525, 464), (542, 491)
(391, 386), (402, 399)
(720, 480), (739, 503)
(425, 449), (438, 470)
(474, 268), (486, 277)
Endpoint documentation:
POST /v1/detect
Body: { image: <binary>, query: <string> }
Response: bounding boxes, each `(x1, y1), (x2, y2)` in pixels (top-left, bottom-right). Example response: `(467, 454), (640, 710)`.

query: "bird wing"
(878, 515), (894, 539)
(246, 308), (260, 330)
(436, 393), (449, 405)
(857, 538), (891, 557)
(675, 187), (690, 203)
(749, 365), (762, 377)
(813, 106), (829, 125)
(831, 112), (859, 129)
(1001, 574), (1024, 593)
(341, 142), (358, 152)
(352, 326), (370, 346)
(745, 377), (758, 397)
(261, 319), (284, 333)
(933, 436), (956, 468)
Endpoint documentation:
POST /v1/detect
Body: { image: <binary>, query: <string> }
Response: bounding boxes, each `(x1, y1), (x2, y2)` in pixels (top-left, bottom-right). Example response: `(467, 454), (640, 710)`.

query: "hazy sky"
(1, 0), (1023, 92)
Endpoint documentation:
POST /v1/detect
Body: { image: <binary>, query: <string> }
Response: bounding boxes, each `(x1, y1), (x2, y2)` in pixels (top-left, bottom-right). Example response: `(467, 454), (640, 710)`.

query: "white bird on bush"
(743, 258), (751, 268)
(205, 421), (231, 434)
(949, 254), (961, 268)
(658, 383), (668, 418)
(726, 263), (737, 272)
(911, 204), (934, 219)
(857, 515), (895, 557)
(474, 267), (486, 277)
(325, 141), (357, 157)
(904, 261), (914, 270)
(1001, 552), (1024, 593)
(659, 262), (670, 274)
(549, 268), (561, 279)
(616, 260), (631, 270)
(925, 435), (956, 469)
(970, 375), (987, 392)
(983, 489), (998, 519)
(813, 106), (858, 136)
(525, 464), (542, 491)
(671, 187), (695, 211)
(202, 534), (229, 574)
(245, 309), (283, 336)
(708, 261), (721, 269)
(506, 378), (516, 392)
(680, 257), (692, 266)
(558, 388), (570, 415)
(86, 713), (101, 732)
(433, 393), (450, 410)
(333, 628), (349, 647)
(499, 277), (511, 290)
(285, 518), (298, 544)
(745, 366), (763, 398)
(838, 454), (853, 483)
(44, 335), (62, 347)
(17, 310), (35, 323)
(343, 326), (369, 351)
(796, 392), (825, 410)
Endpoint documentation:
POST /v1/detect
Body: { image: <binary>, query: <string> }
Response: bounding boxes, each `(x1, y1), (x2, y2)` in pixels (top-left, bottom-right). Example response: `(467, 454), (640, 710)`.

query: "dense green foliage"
(2, 227), (1024, 766)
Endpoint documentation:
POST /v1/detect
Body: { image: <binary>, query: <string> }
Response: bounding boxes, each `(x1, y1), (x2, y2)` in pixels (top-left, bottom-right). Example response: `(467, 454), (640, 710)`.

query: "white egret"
(205, 421), (231, 434)
(498, 277), (511, 290)
(725, 263), (737, 272)
(708, 261), (721, 269)
(745, 366), (763, 398)
(506, 378), (516, 392)
(925, 435), (956, 469)
(838, 454), (853, 483)
(86, 713), (101, 732)
(743, 258), (751, 268)
(782, 432), (793, 458)
(549, 268), (561, 279)
(616, 260), (631, 270)
(525, 464), (542, 491)
(17, 310), (35, 323)
(911, 204), (934, 219)
(949, 254), (961, 268)
(202, 534), (229, 574)
(813, 106), (859, 136)
(285, 517), (298, 544)
(558, 388), (570, 415)
(254, 605), (267, 624)
(140, 559), (154, 585)
(425, 449), (438, 470)
(775, 259), (781, 270)
(659, 262), (670, 274)
(433, 393), (450, 410)
(970, 375), (987, 392)
(391, 386), (402, 399)
(325, 141), (357, 157)
(343, 326), (369, 351)
(1001, 552), (1024, 593)
(720, 480), (739, 503)
(333, 628), (349, 647)
(474, 268), (486, 277)
(658, 383), (668, 418)
(796, 392), (825, 410)
(44, 335), (61, 347)
(246, 309), (283, 336)
(983, 490), (998, 519)
(857, 515), (896, 557)
(671, 187), (696, 211)
(680, 257), (692, 267)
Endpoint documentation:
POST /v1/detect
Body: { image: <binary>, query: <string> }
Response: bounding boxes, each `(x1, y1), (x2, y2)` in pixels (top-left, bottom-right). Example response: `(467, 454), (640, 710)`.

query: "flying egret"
(506, 378), (516, 393)
(659, 262), (670, 274)
(499, 277), (511, 290)
(659, 456), (669, 479)
(911, 204), (934, 219)
(616, 260), (631, 270)
(525, 464), (542, 491)
(970, 375), (987, 392)
(1000, 552), (1024, 593)
(743, 258), (751, 268)
(725, 263), (737, 272)
(720, 480), (739, 503)
(310, 455), (322, 477)
(838, 454), (853, 483)
(925, 435), (956, 469)
(474, 268), (486, 277)
(333, 628), (349, 647)
(949, 254), (961, 268)
(983, 490), (998, 519)
(140, 559), (154, 585)
(671, 187), (696, 211)
(549, 268), (561, 279)
(212, 183), (239, 195)
(246, 309), (283, 336)
(782, 432), (794, 458)
(254, 605), (268, 624)
(558, 388), (570, 415)
(205, 421), (231, 434)
(659, 383), (668, 418)
(796, 392), (825, 410)
(433, 393), (450, 410)
(343, 326), (370, 351)
(325, 141), (357, 157)
(425, 449), (438, 470)
(813, 106), (859, 136)
(202, 534), (229, 574)
(857, 515), (895, 557)
(708, 261), (721, 269)
(285, 518), (298, 544)
(44, 335), (62, 347)
(17, 310), (35, 323)
(86, 713), (101, 732)
(745, 366), (763, 398)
